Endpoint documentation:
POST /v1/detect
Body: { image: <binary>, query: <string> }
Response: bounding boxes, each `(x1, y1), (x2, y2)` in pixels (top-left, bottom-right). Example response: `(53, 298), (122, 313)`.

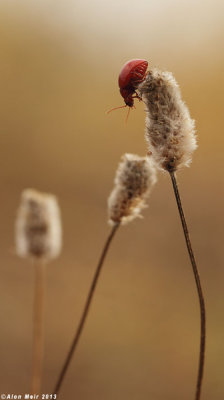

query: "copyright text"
(1, 395), (57, 400)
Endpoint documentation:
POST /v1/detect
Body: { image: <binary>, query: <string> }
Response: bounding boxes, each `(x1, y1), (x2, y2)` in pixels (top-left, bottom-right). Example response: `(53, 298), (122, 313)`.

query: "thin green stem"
(170, 171), (206, 400)
(54, 223), (120, 394)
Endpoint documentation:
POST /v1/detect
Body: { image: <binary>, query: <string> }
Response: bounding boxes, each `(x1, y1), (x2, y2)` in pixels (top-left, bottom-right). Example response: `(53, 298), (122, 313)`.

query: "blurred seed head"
(108, 153), (157, 225)
(15, 189), (62, 261)
(138, 69), (197, 172)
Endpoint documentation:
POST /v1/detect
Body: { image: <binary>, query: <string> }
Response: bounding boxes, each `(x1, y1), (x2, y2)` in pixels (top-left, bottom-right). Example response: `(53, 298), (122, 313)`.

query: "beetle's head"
(120, 88), (134, 107)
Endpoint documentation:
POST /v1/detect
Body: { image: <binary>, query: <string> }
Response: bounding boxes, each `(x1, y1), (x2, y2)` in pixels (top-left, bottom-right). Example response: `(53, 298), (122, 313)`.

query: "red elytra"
(107, 59), (148, 120)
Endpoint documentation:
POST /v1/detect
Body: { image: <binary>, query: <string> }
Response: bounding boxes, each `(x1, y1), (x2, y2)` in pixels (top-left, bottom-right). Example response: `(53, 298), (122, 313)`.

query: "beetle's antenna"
(106, 105), (127, 114)
(125, 106), (135, 124)
(107, 105), (135, 124)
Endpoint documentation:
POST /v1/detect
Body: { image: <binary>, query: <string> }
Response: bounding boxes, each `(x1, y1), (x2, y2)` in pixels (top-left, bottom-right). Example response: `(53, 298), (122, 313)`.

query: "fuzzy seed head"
(138, 69), (197, 172)
(15, 189), (62, 261)
(108, 153), (157, 225)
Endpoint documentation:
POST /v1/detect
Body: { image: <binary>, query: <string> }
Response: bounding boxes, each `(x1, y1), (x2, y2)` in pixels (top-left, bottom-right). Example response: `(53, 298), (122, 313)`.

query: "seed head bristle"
(15, 189), (62, 261)
(138, 69), (197, 172)
(108, 153), (157, 225)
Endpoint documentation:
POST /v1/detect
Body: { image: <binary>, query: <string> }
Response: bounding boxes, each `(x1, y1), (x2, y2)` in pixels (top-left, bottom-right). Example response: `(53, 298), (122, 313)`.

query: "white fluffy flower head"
(138, 69), (197, 172)
(108, 153), (157, 225)
(16, 189), (62, 261)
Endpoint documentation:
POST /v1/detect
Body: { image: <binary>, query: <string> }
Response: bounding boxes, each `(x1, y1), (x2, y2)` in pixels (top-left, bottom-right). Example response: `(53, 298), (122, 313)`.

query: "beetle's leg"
(132, 91), (142, 101)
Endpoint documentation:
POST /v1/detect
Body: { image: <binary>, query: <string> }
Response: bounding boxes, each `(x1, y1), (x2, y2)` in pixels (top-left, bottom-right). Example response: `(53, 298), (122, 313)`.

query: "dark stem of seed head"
(169, 171), (206, 400)
(54, 222), (120, 394)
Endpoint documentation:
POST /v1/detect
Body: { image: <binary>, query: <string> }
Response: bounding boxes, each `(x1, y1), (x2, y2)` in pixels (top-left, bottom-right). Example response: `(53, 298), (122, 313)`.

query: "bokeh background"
(0, 0), (223, 399)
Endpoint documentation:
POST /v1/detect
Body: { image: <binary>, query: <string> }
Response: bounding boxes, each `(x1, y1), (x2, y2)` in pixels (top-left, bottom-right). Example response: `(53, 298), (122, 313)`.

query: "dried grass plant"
(54, 153), (157, 394)
(15, 189), (62, 394)
(138, 69), (205, 400)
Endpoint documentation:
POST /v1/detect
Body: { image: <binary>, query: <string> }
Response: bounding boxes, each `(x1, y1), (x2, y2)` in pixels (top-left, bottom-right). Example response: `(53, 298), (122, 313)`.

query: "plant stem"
(54, 222), (120, 394)
(169, 171), (206, 400)
(31, 259), (46, 393)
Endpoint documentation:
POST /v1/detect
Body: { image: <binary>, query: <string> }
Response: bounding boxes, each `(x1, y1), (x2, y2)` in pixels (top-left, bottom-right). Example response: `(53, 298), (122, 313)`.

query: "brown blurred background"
(0, 0), (223, 399)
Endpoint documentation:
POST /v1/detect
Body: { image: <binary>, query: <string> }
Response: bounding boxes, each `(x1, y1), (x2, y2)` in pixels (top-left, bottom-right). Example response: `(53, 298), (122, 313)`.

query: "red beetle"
(107, 59), (148, 118)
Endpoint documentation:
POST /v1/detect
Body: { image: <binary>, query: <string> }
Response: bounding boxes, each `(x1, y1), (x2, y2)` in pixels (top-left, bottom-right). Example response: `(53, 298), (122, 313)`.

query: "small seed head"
(15, 189), (62, 261)
(108, 153), (157, 225)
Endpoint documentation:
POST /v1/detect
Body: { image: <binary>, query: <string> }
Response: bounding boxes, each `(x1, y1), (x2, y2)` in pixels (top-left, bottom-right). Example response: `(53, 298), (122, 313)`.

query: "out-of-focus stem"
(31, 260), (46, 393)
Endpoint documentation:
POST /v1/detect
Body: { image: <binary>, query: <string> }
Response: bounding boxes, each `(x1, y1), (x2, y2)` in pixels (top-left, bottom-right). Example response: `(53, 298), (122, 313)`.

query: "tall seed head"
(138, 69), (197, 172)
(108, 153), (157, 225)
(15, 189), (62, 261)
